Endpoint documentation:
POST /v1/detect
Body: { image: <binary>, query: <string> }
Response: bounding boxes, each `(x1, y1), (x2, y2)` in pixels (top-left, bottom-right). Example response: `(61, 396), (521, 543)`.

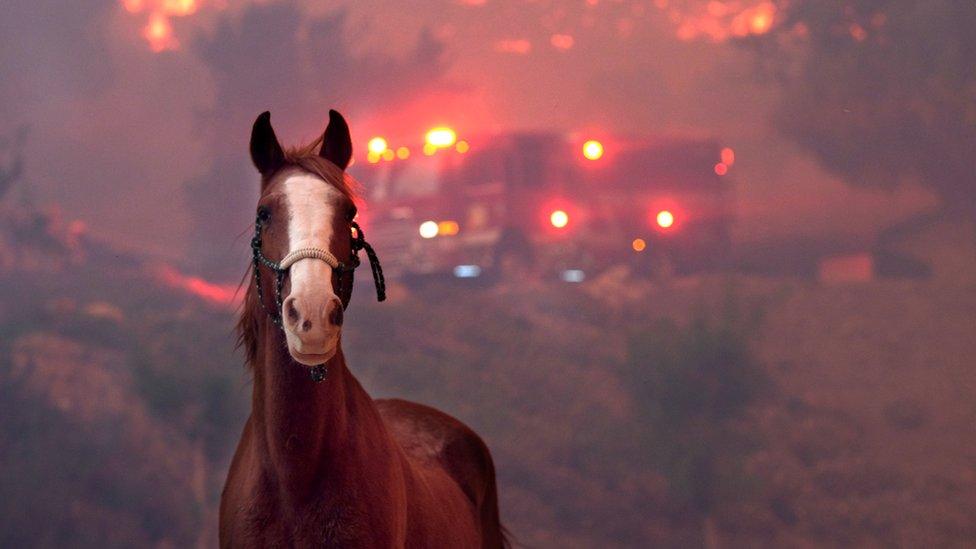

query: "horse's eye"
(257, 207), (271, 223)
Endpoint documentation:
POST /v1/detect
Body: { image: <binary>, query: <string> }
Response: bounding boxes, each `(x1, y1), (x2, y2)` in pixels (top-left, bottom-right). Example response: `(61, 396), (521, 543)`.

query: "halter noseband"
(250, 216), (386, 382)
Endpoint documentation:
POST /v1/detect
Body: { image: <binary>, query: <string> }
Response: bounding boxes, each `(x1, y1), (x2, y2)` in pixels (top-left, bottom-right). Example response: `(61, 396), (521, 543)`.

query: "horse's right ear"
(250, 111), (285, 177)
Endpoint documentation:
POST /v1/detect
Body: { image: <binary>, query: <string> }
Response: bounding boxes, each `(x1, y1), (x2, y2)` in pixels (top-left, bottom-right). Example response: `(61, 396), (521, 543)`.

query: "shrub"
(623, 296), (769, 517)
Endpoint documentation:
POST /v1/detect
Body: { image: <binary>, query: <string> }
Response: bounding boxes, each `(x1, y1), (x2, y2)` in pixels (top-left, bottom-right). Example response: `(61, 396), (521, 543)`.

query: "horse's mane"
(236, 138), (362, 367)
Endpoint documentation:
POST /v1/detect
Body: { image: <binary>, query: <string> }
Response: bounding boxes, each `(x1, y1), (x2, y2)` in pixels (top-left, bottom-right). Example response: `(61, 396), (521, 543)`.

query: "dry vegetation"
(1, 249), (975, 546)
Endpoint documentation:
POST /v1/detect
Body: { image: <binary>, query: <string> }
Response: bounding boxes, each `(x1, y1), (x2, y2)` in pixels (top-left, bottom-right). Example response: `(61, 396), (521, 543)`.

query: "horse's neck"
(250, 321), (392, 502)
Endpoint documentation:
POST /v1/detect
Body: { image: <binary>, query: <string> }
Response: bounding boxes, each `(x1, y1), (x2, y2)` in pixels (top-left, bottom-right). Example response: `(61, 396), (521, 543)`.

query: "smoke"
(184, 2), (447, 277)
(0, 0), (116, 110)
(0, 0), (938, 271)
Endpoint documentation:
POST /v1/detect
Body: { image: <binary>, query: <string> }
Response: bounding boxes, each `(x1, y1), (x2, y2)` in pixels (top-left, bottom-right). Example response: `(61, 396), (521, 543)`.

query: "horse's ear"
(250, 111), (285, 177)
(319, 109), (352, 170)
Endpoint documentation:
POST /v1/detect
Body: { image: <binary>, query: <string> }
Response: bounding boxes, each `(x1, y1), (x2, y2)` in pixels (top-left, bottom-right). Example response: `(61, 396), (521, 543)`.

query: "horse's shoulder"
(375, 398), (469, 454)
(375, 398), (494, 503)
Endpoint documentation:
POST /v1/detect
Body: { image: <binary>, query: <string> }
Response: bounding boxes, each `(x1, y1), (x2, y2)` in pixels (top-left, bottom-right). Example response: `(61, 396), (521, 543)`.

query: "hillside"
(1, 209), (975, 546)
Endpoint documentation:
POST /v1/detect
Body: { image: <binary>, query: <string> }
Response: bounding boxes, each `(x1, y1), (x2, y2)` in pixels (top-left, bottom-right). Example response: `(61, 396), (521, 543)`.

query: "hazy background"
(1, 0), (974, 547)
(2, 0), (944, 266)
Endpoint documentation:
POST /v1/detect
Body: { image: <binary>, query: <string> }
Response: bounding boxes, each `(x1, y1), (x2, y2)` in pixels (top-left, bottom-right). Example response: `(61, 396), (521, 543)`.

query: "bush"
(623, 296), (769, 517)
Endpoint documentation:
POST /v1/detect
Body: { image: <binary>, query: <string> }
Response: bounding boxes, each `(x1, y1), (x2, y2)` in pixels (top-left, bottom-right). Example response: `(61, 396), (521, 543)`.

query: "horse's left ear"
(319, 109), (352, 170)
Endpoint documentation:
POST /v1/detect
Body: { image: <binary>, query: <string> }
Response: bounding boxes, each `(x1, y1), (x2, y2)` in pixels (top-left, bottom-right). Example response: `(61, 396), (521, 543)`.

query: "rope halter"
(250, 218), (386, 382)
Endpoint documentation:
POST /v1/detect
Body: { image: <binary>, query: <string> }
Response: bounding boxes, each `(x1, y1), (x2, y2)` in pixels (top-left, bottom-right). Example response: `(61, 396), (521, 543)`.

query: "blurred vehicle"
(351, 129), (734, 284)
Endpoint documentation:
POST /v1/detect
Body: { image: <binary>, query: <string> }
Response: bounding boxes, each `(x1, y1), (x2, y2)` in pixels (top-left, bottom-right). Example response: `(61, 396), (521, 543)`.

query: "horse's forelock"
(274, 137), (362, 203)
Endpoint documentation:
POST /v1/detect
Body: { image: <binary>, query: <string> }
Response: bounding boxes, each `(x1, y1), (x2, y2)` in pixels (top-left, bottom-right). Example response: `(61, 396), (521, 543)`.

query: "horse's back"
(375, 398), (509, 549)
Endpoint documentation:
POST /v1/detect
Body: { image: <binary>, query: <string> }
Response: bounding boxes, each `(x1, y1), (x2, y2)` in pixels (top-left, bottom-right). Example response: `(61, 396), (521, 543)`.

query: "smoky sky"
(0, 0), (938, 275)
(186, 2), (447, 276)
(0, 0), (116, 105)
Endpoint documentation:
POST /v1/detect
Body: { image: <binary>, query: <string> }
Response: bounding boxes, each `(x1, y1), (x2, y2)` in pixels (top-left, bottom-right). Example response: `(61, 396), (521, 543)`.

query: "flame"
(143, 13), (177, 52)
(162, 0), (197, 16)
(120, 0), (199, 52)
(661, 1), (779, 42)
(550, 34), (575, 50)
(154, 265), (240, 307)
(731, 2), (776, 37)
(495, 39), (532, 55)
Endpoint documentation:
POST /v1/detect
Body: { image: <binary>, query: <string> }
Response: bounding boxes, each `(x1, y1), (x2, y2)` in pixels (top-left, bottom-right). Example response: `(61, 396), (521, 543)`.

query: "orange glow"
(732, 2), (777, 37)
(748, 5), (775, 34)
(656, 210), (675, 229)
(455, 140), (470, 153)
(550, 34), (575, 50)
(396, 146), (410, 159)
(721, 147), (735, 166)
(163, 0), (197, 16)
(550, 210), (569, 229)
(714, 162), (728, 175)
(663, 1), (776, 42)
(426, 127), (457, 148)
(155, 265), (239, 307)
(143, 13), (176, 52)
(382, 149), (395, 161)
(582, 140), (604, 160)
(123, 0), (200, 51)
(423, 143), (437, 156)
(495, 39), (532, 55)
(706, 1), (728, 17)
(437, 220), (460, 236)
(632, 238), (647, 252)
(367, 152), (381, 163)
(367, 137), (388, 154)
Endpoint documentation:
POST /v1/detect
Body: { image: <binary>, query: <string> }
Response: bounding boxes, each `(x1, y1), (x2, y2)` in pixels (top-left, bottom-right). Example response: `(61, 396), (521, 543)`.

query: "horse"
(219, 110), (509, 548)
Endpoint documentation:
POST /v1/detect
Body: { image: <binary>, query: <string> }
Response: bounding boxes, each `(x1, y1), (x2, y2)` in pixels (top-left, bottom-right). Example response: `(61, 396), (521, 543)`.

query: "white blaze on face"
(281, 172), (343, 354)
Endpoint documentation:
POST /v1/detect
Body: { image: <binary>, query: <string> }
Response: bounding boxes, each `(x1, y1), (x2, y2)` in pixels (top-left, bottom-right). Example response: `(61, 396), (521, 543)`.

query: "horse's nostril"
(301, 319), (312, 332)
(330, 305), (343, 327)
(287, 301), (300, 323)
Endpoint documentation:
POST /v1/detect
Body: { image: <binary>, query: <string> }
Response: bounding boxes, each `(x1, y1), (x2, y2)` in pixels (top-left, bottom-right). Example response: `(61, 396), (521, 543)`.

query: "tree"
(745, 1), (976, 216)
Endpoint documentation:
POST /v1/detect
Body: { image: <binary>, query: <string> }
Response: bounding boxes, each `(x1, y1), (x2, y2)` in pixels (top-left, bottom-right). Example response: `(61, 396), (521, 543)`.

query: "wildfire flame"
(120, 0), (199, 52)
(663, 1), (779, 42)
(153, 265), (240, 308)
(495, 39), (533, 55)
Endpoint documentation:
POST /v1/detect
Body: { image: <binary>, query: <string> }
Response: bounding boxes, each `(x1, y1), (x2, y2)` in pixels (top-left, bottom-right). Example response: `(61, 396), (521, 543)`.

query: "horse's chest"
(234, 492), (397, 548)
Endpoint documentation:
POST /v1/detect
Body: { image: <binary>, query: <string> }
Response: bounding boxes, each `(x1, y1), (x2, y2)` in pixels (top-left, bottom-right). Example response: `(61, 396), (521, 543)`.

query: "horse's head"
(248, 110), (363, 368)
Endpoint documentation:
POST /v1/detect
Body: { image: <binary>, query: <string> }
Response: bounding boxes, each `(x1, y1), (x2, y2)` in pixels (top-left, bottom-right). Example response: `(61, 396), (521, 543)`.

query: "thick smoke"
(185, 2), (446, 277)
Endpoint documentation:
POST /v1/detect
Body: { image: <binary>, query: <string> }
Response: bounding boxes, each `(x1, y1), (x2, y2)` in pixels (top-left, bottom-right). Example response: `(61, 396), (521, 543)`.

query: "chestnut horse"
(220, 110), (508, 548)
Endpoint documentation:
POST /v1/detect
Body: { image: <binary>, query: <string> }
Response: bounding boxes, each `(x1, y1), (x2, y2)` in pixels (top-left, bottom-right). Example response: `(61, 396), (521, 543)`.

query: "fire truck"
(350, 129), (734, 284)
